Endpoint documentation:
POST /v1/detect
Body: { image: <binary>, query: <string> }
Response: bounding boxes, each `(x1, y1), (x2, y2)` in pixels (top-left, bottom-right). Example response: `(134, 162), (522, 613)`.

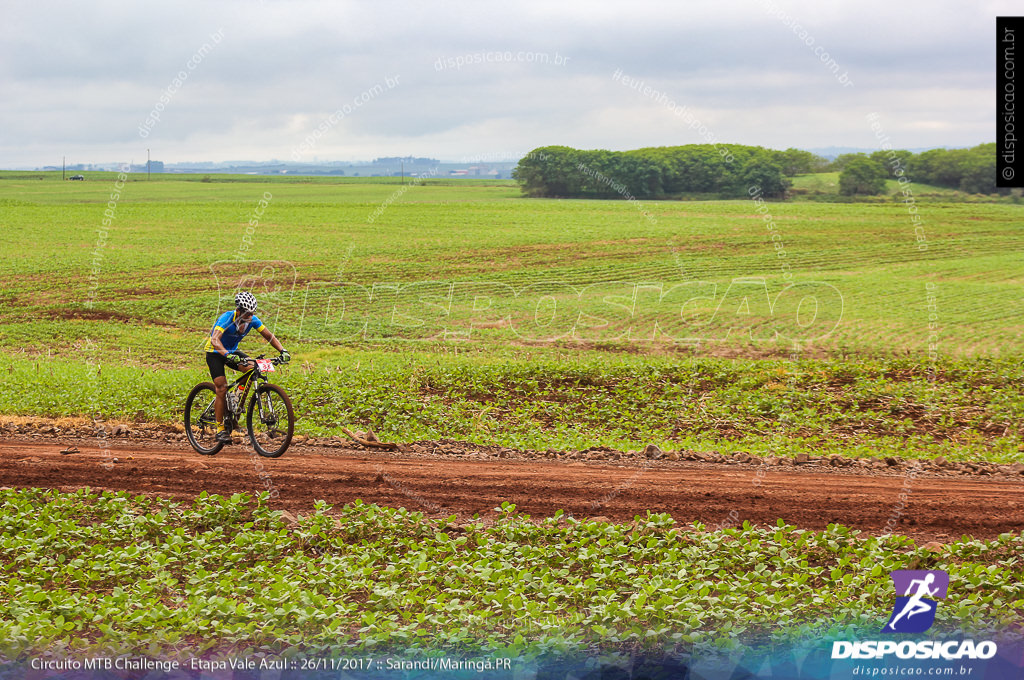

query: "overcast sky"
(0, 0), (1010, 167)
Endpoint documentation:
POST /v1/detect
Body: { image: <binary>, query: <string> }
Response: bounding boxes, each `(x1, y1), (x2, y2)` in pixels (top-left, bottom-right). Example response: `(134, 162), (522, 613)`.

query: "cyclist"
(205, 291), (290, 444)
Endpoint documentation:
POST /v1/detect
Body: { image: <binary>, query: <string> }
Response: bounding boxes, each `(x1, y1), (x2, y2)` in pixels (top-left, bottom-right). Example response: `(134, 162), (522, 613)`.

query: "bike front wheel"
(246, 383), (294, 458)
(184, 382), (224, 455)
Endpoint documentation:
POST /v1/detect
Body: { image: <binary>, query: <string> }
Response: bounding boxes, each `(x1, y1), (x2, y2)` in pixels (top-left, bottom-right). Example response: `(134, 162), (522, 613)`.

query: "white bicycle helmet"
(235, 291), (258, 312)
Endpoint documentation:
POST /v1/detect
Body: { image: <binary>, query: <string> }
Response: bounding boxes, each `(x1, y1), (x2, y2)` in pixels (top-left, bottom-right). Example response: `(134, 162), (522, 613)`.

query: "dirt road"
(2, 438), (1021, 542)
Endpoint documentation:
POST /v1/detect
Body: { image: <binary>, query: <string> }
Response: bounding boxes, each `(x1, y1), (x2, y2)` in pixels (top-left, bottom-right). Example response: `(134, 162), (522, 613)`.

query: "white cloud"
(0, 0), (1012, 166)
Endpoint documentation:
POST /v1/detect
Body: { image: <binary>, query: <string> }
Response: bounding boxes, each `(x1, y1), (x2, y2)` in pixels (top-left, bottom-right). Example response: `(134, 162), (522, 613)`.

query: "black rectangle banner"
(997, 16), (1024, 187)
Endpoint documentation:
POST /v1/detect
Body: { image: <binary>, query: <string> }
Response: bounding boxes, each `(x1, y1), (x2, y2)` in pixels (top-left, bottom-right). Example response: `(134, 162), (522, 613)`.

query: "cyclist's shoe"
(216, 430), (232, 444)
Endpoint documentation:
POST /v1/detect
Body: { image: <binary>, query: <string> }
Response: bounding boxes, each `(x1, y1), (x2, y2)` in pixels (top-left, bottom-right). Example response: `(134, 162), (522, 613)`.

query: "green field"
(2, 174), (1023, 661)
(1, 173), (1022, 460)
(2, 488), (1021, 659)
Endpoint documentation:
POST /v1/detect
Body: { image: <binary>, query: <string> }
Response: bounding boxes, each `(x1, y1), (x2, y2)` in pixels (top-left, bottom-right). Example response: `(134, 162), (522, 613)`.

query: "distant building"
(130, 160), (164, 173)
(373, 156), (440, 165)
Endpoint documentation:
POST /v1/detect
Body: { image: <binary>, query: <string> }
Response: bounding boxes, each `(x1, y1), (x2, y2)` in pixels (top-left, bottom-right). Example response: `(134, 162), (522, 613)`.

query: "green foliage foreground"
(1, 488), (1021, 659)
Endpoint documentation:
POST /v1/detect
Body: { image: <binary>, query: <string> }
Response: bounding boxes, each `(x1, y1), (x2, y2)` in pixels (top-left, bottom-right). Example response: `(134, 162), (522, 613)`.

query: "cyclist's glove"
(279, 349), (291, 364)
(225, 353), (242, 369)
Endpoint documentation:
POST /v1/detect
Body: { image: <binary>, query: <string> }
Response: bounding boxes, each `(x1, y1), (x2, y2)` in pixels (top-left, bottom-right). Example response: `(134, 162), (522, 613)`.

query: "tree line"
(512, 143), (1001, 199)
(512, 145), (809, 199)
(834, 143), (1001, 195)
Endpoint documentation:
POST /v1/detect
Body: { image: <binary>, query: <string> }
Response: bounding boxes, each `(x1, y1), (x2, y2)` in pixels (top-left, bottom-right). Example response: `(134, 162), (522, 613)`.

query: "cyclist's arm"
(209, 328), (230, 356)
(259, 326), (285, 353)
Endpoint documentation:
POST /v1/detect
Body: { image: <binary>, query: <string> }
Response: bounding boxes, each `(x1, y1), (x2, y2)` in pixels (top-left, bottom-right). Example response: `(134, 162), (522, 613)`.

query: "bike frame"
(200, 356), (278, 431)
(224, 367), (260, 423)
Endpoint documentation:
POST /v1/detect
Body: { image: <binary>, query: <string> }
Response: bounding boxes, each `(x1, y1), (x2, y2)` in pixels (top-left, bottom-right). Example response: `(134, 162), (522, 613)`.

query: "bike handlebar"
(251, 354), (285, 366)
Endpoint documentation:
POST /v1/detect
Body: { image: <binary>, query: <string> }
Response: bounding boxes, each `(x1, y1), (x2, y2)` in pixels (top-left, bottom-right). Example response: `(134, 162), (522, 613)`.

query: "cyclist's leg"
(213, 377), (228, 423)
(230, 351), (257, 387)
(206, 353), (229, 427)
(234, 350), (253, 377)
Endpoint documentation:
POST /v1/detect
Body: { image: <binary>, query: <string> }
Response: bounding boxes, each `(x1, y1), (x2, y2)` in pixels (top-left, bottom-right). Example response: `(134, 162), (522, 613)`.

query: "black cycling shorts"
(206, 350), (249, 381)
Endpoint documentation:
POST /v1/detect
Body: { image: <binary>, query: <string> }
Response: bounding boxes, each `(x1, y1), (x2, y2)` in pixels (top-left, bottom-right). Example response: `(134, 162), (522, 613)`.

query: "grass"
(0, 173), (1022, 462)
(2, 352), (1021, 462)
(2, 174), (1022, 665)
(1, 488), (1021, 659)
(4, 177), (1024, 354)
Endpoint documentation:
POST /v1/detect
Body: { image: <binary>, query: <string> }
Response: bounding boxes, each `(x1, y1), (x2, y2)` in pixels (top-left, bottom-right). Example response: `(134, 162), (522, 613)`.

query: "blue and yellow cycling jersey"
(204, 310), (266, 353)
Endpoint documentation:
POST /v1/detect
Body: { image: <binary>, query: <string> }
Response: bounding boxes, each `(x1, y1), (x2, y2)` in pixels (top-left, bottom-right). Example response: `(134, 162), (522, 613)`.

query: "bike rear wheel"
(184, 382), (224, 455)
(246, 383), (294, 458)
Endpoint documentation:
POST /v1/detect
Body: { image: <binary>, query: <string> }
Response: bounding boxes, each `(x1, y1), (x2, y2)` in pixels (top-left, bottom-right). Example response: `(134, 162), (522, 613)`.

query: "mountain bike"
(184, 355), (294, 457)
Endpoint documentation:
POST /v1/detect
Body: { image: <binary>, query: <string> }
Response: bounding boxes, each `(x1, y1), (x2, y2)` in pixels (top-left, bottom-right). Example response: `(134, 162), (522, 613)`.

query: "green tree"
(829, 153), (863, 172)
(620, 152), (664, 198)
(774, 148), (828, 176)
(675, 145), (732, 193)
(575, 149), (618, 198)
(869, 149), (915, 178)
(742, 161), (790, 198)
(911, 148), (967, 188)
(958, 152), (997, 194)
(512, 146), (582, 197)
(511, 148), (551, 197)
(839, 156), (887, 196)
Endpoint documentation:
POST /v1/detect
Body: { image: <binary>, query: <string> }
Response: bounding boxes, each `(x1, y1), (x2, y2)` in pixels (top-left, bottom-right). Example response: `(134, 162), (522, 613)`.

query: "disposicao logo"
(883, 569), (948, 634)
(831, 569), (999, 661)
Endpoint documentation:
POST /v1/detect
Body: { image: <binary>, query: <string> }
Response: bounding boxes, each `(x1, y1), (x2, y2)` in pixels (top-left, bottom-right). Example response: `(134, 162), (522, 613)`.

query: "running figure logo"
(883, 570), (949, 634)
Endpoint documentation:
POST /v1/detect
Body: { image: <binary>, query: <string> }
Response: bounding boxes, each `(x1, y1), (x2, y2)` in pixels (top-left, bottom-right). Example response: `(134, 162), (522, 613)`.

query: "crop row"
(1, 488), (1021, 659)
(0, 353), (1021, 461)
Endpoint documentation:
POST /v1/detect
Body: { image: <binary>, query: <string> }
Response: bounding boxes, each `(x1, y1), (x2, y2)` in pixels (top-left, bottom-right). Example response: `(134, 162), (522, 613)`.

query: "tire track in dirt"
(1, 439), (1021, 542)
